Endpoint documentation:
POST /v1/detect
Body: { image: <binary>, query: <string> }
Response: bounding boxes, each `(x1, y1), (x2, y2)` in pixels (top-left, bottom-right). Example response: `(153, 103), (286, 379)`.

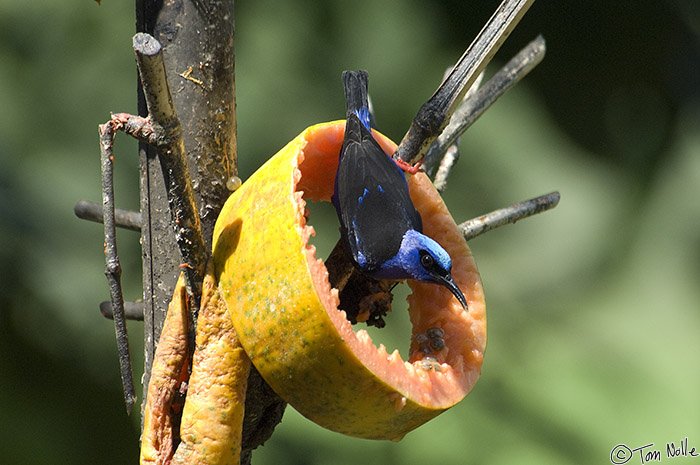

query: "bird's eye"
(420, 251), (434, 269)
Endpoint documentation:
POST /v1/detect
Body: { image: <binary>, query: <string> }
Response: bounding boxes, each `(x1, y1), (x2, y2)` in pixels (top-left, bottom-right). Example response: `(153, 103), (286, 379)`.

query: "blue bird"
(332, 70), (468, 310)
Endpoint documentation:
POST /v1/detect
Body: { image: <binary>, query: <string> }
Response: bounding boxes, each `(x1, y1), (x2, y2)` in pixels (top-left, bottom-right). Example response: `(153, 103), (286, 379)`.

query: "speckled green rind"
(212, 121), (485, 440)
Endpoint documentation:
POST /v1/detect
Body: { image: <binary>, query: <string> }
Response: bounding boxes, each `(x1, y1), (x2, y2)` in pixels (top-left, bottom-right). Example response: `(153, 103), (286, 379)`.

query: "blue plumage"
(332, 70), (468, 310)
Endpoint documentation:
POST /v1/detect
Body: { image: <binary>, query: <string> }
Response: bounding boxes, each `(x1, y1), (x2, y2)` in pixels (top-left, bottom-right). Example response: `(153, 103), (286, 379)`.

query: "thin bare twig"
(394, 0), (535, 165)
(433, 145), (461, 194)
(100, 301), (145, 321)
(426, 35), (546, 177)
(74, 200), (142, 232)
(99, 119), (137, 413)
(460, 191), (560, 241)
(433, 70), (485, 193)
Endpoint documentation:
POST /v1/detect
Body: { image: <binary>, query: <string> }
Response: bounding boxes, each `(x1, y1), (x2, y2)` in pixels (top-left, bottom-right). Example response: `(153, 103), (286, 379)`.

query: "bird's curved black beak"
(436, 273), (468, 311)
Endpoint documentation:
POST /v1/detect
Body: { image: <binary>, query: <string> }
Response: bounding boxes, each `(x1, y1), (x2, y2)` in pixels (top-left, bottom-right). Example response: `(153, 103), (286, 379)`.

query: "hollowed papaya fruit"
(212, 121), (486, 441)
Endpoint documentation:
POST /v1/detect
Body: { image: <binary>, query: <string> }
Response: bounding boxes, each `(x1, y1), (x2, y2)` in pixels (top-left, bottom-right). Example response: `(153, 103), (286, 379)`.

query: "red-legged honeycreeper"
(331, 70), (468, 310)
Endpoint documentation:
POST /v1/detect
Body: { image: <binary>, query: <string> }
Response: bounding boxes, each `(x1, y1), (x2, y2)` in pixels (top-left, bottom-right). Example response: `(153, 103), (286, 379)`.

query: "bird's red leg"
(393, 157), (424, 174)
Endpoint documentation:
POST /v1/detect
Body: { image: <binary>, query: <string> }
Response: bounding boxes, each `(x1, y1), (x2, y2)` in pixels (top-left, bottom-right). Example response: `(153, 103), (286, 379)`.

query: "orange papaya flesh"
(172, 261), (251, 465)
(141, 273), (189, 465)
(212, 120), (486, 441)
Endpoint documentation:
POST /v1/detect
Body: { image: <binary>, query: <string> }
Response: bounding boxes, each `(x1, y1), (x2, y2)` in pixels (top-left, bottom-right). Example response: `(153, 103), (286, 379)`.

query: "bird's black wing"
(333, 114), (423, 272)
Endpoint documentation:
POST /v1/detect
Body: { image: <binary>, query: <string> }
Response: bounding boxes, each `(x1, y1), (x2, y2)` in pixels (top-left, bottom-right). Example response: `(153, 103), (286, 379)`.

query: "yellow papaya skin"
(172, 261), (251, 465)
(212, 121), (486, 441)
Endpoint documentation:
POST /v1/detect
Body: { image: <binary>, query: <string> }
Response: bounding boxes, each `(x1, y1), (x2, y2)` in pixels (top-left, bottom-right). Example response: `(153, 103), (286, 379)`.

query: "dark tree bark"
(135, 0), (236, 423)
(135, 2), (286, 461)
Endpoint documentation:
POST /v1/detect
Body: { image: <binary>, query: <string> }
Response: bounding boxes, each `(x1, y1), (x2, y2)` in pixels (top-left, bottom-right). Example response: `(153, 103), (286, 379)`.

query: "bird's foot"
(393, 157), (424, 175)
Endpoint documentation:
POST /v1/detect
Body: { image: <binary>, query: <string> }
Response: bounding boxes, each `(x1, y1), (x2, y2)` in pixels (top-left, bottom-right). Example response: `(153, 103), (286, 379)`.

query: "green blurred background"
(1, 1), (699, 464)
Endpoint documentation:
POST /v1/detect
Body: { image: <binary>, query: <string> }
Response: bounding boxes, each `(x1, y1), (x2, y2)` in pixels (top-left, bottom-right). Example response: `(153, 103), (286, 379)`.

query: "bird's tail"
(342, 70), (371, 130)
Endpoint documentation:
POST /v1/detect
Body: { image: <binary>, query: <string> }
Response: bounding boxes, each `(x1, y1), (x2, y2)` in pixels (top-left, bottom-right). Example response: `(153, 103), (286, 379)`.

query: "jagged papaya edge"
(290, 123), (486, 410)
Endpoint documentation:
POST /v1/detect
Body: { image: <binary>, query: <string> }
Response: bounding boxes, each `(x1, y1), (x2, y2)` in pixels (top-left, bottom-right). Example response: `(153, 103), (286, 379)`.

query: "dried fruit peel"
(212, 120), (486, 441)
(172, 262), (250, 465)
(141, 273), (189, 465)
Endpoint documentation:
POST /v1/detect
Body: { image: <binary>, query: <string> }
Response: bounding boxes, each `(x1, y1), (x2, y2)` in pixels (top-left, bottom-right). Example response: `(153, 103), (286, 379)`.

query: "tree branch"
(132, 33), (208, 301)
(394, 0), (535, 165)
(74, 200), (142, 232)
(432, 70), (485, 194)
(460, 191), (561, 240)
(99, 118), (137, 413)
(426, 35), (546, 178)
(100, 301), (145, 321)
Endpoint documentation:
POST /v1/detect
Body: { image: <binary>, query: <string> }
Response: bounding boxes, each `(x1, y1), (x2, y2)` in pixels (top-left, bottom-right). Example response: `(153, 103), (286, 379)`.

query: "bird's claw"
(393, 157), (424, 175)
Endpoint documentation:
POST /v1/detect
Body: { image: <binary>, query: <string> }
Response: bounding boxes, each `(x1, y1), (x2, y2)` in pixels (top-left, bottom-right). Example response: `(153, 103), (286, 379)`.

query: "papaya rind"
(172, 262), (250, 465)
(141, 274), (188, 465)
(212, 121), (486, 441)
